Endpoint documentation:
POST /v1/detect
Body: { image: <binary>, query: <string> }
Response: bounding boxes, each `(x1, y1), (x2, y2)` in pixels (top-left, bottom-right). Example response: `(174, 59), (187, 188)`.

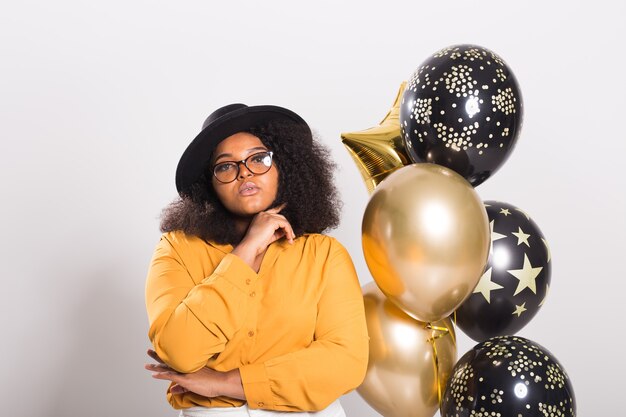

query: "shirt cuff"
(240, 362), (275, 409)
(207, 253), (259, 292)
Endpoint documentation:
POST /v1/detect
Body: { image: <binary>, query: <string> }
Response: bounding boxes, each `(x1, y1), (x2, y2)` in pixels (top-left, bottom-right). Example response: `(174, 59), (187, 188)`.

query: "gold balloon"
(341, 82), (410, 194)
(358, 282), (457, 417)
(362, 163), (490, 323)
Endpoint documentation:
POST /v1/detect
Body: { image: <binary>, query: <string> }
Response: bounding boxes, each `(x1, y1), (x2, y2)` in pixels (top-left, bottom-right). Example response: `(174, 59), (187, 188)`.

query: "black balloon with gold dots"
(400, 44), (523, 186)
(441, 336), (576, 417)
(455, 200), (551, 342)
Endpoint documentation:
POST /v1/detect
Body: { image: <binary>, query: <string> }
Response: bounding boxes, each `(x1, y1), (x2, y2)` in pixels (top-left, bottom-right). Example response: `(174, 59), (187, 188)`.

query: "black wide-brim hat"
(175, 103), (312, 195)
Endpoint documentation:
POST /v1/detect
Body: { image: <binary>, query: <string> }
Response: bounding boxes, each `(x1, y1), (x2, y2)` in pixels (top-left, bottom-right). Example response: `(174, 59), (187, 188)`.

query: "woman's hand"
(144, 349), (245, 399)
(232, 204), (295, 268)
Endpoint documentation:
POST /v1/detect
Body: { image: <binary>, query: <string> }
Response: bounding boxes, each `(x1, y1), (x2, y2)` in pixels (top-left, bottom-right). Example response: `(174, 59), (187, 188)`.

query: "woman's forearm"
(219, 368), (246, 400)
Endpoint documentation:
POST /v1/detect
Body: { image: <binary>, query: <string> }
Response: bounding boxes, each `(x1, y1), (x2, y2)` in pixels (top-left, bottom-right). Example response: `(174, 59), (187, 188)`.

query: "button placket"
(245, 278), (259, 346)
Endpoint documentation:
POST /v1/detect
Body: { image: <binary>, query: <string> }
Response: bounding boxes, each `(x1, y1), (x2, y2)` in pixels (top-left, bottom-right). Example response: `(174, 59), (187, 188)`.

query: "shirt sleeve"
(238, 241), (369, 412)
(145, 234), (259, 373)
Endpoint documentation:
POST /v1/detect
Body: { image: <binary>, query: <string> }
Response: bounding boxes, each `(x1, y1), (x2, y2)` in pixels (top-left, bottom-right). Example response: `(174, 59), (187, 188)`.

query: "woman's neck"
(233, 216), (252, 240)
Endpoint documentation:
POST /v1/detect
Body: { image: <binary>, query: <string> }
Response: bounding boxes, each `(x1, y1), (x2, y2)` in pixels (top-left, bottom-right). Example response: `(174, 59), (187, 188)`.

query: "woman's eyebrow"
(214, 147), (268, 162)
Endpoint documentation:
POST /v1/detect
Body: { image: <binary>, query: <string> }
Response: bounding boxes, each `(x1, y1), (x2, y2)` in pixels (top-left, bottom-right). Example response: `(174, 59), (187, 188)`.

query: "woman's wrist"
(218, 368), (246, 400)
(231, 242), (258, 268)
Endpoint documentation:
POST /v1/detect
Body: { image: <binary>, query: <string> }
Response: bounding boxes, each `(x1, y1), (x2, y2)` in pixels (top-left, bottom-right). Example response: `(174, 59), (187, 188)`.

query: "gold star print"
(508, 254), (543, 295)
(512, 302), (527, 317)
(542, 238), (551, 262)
(512, 227), (531, 247)
(539, 284), (550, 307)
(500, 208), (511, 216)
(489, 220), (507, 254)
(473, 268), (503, 303)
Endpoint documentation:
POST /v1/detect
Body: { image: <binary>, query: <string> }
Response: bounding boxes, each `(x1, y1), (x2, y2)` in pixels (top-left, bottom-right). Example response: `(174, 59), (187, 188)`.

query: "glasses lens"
(247, 152), (273, 174)
(214, 162), (238, 183)
(212, 151), (273, 183)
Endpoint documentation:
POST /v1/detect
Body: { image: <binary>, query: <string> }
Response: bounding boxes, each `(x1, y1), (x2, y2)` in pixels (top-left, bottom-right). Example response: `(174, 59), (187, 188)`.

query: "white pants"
(179, 400), (346, 417)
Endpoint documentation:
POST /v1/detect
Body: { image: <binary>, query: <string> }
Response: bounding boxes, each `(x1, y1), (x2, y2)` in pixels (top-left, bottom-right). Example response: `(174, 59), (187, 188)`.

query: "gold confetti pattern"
(441, 336), (576, 417)
(538, 399), (575, 417)
(469, 411), (502, 417)
(400, 44), (523, 187)
(546, 363), (567, 389)
(496, 68), (507, 81)
(444, 65), (477, 96)
(492, 87), (517, 115)
(448, 362), (473, 407)
(434, 46), (456, 58)
(411, 97), (433, 124)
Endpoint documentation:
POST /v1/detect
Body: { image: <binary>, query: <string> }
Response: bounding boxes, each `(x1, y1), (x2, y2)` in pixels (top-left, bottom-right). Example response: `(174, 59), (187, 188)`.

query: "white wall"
(1, 1), (623, 416)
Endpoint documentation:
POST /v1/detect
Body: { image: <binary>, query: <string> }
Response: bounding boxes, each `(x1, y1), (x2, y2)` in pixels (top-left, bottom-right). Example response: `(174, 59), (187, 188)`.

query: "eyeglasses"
(212, 151), (274, 183)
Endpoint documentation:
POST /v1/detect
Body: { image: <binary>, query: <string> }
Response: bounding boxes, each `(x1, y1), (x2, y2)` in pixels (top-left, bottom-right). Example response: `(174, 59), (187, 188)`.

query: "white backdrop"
(1, 1), (624, 416)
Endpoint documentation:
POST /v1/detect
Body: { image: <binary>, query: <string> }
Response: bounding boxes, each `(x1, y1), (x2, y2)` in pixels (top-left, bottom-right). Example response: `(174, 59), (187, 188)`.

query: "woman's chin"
(233, 203), (272, 217)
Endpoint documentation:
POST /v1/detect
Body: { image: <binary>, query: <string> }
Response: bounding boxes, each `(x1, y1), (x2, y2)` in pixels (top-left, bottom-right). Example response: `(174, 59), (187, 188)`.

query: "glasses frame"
(212, 151), (274, 184)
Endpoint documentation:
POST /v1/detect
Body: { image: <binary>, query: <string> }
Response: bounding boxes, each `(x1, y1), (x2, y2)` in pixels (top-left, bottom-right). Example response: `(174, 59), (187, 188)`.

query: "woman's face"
(211, 132), (279, 217)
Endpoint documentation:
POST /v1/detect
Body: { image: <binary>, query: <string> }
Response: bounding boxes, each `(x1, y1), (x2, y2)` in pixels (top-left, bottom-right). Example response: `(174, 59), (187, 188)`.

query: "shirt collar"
(206, 240), (234, 253)
(206, 237), (293, 254)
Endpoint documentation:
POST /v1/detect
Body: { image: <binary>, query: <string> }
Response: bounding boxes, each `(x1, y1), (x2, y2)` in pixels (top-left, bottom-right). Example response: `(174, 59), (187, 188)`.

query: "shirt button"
(248, 330), (255, 337)
(245, 279), (251, 285)
(250, 291), (256, 297)
(258, 402), (264, 407)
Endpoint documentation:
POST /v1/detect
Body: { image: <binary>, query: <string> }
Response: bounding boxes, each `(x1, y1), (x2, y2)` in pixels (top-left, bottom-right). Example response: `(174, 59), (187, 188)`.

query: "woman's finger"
(170, 384), (188, 395)
(151, 370), (183, 383)
(269, 218), (295, 243)
(272, 228), (286, 241)
(264, 213), (293, 235)
(265, 203), (287, 214)
(271, 217), (295, 243)
(145, 363), (172, 372)
(283, 220), (296, 243)
(147, 348), (165, 364)
(252, 212), (295, 243)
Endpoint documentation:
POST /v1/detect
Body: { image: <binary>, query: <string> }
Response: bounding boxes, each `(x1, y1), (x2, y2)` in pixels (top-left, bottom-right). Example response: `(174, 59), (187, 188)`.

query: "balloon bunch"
(343, 45), (576, 417)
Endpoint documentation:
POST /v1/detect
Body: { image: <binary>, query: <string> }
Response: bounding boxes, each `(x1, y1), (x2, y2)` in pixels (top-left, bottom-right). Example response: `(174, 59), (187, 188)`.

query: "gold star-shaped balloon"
(512, 227), (531, 247)
(500, 208), (511, 216)
(508, 254), (543, 295)
(512, 302), (527, 317)
(472, 267), (503, 303)
(341, 82), (410, 194)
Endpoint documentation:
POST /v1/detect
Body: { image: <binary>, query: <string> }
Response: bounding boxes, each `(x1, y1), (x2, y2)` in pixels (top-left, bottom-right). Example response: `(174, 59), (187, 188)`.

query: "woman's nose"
(238, 162), (253, 179)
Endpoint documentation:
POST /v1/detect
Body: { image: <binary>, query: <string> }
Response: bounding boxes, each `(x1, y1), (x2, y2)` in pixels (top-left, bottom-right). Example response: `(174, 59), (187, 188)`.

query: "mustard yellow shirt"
(145, 231), (369, 411)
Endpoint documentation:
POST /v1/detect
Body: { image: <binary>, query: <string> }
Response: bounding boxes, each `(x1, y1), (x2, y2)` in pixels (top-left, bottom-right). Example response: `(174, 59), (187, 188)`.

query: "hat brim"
(175, 105), (311, 195)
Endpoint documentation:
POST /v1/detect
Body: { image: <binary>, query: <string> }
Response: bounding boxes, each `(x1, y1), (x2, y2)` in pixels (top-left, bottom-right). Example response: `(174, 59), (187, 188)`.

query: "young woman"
(144, 103), (369, 417)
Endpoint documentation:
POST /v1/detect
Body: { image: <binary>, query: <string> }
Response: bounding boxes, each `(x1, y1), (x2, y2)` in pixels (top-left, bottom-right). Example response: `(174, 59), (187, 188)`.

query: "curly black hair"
(160, 120), (342, 245)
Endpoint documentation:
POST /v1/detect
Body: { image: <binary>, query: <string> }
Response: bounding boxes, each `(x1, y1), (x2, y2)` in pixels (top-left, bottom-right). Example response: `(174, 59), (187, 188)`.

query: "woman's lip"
(239, 182), (259, 195)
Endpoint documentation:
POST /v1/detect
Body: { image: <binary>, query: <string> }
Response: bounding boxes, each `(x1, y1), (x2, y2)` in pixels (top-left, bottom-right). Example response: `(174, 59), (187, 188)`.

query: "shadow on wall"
(47, 267), (175, 417)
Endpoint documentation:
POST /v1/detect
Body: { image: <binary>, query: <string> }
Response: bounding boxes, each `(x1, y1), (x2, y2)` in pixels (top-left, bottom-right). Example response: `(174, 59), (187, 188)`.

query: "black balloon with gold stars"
(400, 44), (523, 187)
(441, 336), (576, 417)
(455, 201), (551, 342)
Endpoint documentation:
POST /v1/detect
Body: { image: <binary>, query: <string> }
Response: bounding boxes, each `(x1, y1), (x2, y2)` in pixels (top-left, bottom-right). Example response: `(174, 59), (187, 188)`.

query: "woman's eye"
(215, 163), (235, 173)
(251, 153), (270, 165)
